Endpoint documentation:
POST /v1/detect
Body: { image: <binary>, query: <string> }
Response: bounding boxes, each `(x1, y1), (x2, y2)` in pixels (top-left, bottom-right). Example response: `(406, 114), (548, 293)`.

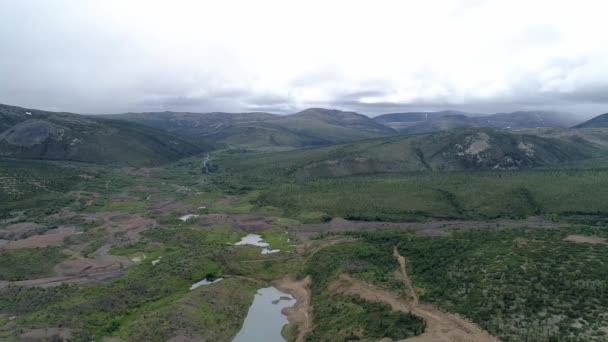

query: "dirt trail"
(275, 276), (313, 342)
(331, 274), (498, 342)
(328, 246), (499, 342)
(393, 247), (418, 306)
(300, 237), (356, 264)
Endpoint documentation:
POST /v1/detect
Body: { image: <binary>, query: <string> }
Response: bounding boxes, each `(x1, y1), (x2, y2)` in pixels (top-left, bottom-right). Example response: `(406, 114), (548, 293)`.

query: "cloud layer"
(1, 0), (608, 117)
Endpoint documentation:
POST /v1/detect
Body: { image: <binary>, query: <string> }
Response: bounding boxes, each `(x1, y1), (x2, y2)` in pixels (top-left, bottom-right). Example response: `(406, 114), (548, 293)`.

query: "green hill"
(216, 128), (600, 179)
(106, 108), (397, 149)
(374, 111), (581, 134)
(574, 113), (608, 128)
(0, 104), (207, 165)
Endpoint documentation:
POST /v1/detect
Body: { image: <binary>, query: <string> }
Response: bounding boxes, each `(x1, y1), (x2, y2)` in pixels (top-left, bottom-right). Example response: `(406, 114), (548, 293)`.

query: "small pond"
(232, 287), (295, 342)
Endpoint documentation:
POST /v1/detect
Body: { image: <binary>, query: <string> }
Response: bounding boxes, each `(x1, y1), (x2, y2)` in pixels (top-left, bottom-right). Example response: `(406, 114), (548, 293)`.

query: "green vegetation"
(313, 227), (608, 341)
(118, 278), (258, 342)
(0, 247), (66, 281)
(5, 113), (608, 342)
(0, 104), (209, 166)
(214, 128), (604, 183)
(304, 241), (424, 341)
(256, 170), (608, 222)
(0, 285), (76, 315)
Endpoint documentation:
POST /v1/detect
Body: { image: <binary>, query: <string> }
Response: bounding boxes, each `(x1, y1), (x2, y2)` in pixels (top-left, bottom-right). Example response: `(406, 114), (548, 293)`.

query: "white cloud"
(1, 0), (608, 116)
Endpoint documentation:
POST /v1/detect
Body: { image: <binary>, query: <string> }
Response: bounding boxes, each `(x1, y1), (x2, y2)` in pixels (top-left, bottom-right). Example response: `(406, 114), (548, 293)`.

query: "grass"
(0, 247), (66, 281)
(97, 200), (148, 213)
(117, 278), (258, 341)
(260, 230), (294, 251)
(255, 169), (608, 222)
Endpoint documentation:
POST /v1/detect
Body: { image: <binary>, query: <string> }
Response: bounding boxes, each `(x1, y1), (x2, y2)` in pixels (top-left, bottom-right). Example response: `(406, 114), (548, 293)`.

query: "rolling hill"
(374, 111), (582, 134)
(106, 108), (397, 149)
(216, 127), (601, 179)
(0, 104), (207, 165)
(574, 113), (608, 128)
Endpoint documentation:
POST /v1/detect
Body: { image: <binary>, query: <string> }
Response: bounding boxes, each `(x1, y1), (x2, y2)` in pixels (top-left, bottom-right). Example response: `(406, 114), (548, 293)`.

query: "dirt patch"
(196, 214), (276, 232)
(275, 276), (313, 342)
(111, 193), (140, 202)
(563, 235), (608, 245)
(92, 214), (157, 241)
(0, 269), (125, 289)
(54, 254), (132, 277)
(213, 195), (241, 207)
(0, 222), (45, 240)
(513, 237), (529, 245)
(296, 216), (565, 240)
(118, 167), (160, 176)
(18, 327), (73, 342)
(0, 226), (76, 250)
(68, 191), (99, 206)
(150, 199), (193, 217)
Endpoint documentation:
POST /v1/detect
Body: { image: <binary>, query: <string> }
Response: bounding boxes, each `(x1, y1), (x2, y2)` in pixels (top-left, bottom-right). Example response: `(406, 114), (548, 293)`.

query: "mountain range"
(1, 102), (607, 165)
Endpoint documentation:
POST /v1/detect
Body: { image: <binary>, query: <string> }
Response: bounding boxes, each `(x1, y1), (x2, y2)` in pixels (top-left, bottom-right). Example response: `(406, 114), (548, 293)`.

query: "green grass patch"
(0, 247), (66, 281)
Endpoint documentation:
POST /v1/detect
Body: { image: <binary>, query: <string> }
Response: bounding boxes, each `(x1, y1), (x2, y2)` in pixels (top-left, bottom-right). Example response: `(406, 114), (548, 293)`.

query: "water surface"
(232, 287), (294, 342)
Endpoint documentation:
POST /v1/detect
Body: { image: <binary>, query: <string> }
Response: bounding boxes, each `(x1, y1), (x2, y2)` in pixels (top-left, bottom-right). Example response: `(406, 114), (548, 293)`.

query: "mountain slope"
(102, 111), (277, 135)
(374, 111), (581, 134)
(0, 104), (206, 165)
(107, 108), (398, 149)
(575, 113), (608, 128)
(216, 128), (600, 179)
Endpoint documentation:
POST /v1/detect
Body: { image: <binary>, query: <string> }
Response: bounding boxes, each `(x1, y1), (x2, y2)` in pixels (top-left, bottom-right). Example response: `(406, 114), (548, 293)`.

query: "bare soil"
(0, 222), (44, 240)
(18, 327), (73, 342)
(117, 167), (160, 176)
(275, 276), (313, 342)
(149, 199), (193, 216)
(213, 195), (241, 207)
(0, 226), (76, 250)
(563, 234), (608, 245)
(196, 214), (276, 232)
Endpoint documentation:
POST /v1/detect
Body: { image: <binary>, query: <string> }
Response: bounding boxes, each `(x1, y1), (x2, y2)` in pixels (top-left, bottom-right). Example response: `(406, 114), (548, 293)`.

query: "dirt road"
(329, 247), (500, 342)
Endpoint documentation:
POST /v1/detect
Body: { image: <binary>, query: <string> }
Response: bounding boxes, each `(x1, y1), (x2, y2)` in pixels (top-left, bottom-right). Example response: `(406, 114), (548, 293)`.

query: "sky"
(1, 0), (608, 117)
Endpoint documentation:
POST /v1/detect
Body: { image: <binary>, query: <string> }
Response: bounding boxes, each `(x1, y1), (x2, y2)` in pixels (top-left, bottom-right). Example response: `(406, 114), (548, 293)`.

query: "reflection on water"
(233, 287), (295, 342)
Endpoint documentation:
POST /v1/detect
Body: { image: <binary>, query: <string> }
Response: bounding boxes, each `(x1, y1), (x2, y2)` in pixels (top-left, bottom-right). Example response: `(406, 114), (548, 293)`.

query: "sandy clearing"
(563, 234), (607, 245)
(275, 276), (313, 342)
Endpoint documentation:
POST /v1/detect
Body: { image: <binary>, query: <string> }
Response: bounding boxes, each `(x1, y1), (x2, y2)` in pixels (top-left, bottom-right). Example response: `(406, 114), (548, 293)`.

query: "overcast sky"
(1, 0), (608, 117)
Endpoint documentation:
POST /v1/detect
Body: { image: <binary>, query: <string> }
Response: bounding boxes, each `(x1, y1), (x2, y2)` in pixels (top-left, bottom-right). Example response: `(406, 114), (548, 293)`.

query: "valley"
(2, 104), (608, 341)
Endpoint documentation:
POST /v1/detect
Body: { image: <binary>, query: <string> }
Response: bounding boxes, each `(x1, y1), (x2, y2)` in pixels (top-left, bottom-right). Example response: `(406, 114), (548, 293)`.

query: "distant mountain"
(0, 104), (207, 165)
(107, 108), (397, 149)
(574, 113), (608, 128)
(217, 127), (600, 179)
(373, 110), (582, 134)
(374, 111), (474, 131)
(101, 111), (277, 135)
